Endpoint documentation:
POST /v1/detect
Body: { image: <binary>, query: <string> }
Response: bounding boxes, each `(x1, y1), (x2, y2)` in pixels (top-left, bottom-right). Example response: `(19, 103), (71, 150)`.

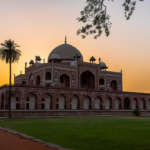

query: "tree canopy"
(0, 39), (21, 63)
(77, 0), (144, 39)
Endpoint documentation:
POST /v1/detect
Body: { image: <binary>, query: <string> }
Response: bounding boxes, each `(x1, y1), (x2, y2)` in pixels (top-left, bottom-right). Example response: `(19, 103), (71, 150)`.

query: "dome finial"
(65, 36), (67, 44)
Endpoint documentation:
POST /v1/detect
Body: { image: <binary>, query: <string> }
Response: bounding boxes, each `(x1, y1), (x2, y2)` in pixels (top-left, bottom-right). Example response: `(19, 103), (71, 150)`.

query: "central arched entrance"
(80, 71), (95, 88)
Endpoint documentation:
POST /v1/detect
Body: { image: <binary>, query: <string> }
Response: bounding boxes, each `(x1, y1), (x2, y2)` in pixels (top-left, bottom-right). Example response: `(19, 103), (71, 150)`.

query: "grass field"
(0, 117), (150, 150)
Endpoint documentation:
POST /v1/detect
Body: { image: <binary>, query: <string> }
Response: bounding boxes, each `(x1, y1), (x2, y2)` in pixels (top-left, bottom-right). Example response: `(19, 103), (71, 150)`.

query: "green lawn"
(0, 117), (150, 150)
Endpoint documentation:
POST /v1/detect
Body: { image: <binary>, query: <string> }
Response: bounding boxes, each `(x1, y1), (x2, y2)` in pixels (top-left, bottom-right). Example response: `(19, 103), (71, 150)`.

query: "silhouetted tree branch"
(77, 0), (144, 39)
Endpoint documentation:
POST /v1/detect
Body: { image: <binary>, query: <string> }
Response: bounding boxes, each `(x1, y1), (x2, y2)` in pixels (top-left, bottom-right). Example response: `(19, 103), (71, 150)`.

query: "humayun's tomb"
(0, 39), (150, 118)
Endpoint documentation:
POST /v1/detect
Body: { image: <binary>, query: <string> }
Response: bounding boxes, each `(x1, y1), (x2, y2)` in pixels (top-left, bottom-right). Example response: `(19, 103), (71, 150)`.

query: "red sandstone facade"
(0, 42), (150, 117)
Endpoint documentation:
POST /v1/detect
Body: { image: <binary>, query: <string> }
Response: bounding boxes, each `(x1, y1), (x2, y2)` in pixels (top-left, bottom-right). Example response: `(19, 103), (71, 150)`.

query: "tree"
(0, 39), (21, 118)
(77, 0), (144, 39)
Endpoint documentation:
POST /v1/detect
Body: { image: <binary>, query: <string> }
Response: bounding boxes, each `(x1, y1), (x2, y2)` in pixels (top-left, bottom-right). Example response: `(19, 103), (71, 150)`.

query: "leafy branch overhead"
(77, 0), (144, 39)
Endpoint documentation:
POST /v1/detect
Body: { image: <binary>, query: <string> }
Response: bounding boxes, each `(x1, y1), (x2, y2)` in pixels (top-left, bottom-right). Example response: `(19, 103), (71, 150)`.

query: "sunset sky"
(0, 0), (150, 93)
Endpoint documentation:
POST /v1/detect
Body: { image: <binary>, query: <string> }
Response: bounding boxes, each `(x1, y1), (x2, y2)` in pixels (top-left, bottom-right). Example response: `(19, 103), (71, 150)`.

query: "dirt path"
(0, 130), (58, 150)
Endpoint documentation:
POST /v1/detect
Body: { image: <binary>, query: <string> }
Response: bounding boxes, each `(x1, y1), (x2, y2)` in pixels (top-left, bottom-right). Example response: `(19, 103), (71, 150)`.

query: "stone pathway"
(0, 129), (69, 150)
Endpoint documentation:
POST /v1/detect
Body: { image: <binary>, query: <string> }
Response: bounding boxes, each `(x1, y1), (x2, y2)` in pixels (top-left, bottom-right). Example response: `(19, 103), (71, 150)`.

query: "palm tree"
(0, 39), (21, 118)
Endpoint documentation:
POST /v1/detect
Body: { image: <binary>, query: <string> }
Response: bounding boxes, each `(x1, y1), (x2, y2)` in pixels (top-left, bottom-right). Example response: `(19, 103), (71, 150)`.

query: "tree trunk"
(8, 59), (12, 118)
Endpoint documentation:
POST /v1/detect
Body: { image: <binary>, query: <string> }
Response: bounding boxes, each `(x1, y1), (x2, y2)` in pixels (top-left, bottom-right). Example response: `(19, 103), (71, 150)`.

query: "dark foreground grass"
(0, 117), (150, 150)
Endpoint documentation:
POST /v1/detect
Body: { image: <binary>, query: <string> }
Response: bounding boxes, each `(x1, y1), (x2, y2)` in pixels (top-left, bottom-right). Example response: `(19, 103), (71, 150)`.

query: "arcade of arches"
(1, 93), (150, 111)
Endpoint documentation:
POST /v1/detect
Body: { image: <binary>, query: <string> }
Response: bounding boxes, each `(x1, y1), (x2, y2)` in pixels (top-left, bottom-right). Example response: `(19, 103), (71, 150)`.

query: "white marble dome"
(48, 43), (83, 62)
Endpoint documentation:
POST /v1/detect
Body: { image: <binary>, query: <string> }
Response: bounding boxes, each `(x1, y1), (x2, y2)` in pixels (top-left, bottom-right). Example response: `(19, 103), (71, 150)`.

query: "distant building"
(0, 39), (150, 117)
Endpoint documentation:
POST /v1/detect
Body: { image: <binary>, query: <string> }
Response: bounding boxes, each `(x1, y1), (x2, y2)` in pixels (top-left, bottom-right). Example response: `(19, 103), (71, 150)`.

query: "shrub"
(133, 108), (141, 116)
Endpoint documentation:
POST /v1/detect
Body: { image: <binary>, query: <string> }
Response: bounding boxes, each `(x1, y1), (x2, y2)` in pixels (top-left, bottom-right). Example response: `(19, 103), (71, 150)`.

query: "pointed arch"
(1, 93), (4, 109)
(132, 98), (138, 110)
(80, 71), (95, 89)
(36, 75), (41, 86)
(141, 98), (146, 110)
(99, 79), (105, 85)
(45, 72), (51, 80)
(114, 97), (121, 110)
(105, 97), (112, 110)
(11, 96), (20, 110)
(110, 80), (118, 91)
(99, 78), (105, 90)
(25, 94), (37, 110)
(124, 97), (130, 110)
(70, 95), (79, 110)
(41, 95), (52, 110)
(83, 96), (92, 110)
(29, 73), (34, 85)
(94, 97), (102, 109)
(57, 95), (66, 110)
(60, 74), (70, 88)
(147, 99), (150, 110)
